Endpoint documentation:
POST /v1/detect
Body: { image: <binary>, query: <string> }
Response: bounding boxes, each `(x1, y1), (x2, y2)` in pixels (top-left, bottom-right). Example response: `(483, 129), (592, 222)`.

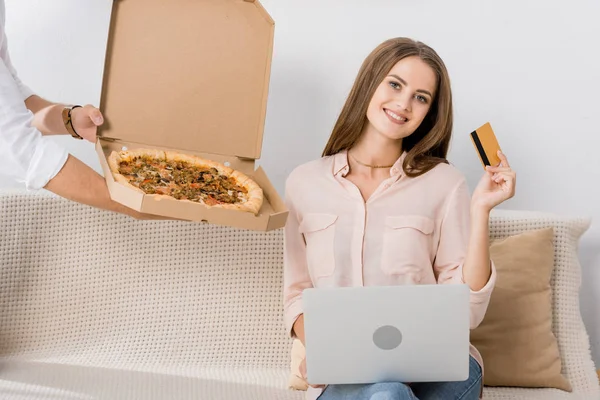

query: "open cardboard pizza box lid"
(95, 0), (288, 231)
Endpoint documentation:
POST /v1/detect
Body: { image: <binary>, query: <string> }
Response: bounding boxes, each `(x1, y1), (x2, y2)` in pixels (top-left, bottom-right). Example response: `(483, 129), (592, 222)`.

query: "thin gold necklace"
(349, 152), (394, 169)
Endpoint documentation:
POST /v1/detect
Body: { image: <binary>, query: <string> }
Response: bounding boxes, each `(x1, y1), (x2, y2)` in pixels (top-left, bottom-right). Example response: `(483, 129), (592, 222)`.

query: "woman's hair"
(322, 37), (453, 177)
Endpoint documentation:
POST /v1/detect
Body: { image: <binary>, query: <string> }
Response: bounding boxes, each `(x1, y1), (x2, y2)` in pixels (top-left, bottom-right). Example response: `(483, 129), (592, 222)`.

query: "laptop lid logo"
(373, 325), (403, 350)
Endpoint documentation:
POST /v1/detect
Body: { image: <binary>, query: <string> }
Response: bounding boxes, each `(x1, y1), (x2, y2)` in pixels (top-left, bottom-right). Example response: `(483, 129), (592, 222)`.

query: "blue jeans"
(317, 356), (482, 400)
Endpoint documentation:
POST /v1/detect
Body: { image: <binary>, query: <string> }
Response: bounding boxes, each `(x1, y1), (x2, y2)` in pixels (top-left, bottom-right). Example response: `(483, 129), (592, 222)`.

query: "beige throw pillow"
(471, 227), (572, 391)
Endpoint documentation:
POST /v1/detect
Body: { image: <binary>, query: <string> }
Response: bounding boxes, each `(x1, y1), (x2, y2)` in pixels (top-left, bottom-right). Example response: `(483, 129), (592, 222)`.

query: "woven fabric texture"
(0, 192), (598, 399)
(483, 210), (598, 399)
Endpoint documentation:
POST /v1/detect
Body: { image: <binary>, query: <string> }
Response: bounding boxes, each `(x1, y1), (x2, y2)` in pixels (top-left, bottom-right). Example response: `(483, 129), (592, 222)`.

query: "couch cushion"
(482, 386), (594, 399)
(471, 227), (571, 390)
(0, 190), (291, 371)
(0, 359), (303, 400)
(484, 210), (598, 398)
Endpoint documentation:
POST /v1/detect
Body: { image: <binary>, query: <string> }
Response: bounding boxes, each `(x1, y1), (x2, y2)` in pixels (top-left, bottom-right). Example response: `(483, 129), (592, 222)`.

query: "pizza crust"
(108, 150), (149, 195)
(108, 148), (264, 215)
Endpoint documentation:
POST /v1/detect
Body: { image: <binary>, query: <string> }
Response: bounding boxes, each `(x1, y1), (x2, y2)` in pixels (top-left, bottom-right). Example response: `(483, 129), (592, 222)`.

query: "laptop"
(303, 284), (470, 385)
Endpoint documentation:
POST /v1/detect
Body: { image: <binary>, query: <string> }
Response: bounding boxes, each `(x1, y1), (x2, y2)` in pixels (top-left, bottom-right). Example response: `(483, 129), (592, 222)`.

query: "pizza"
(108, 148), (263, 214)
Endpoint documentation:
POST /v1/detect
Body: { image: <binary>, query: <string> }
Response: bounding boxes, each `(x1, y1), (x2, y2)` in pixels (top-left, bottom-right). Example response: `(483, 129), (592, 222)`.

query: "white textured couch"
(0, 190), (598, 400)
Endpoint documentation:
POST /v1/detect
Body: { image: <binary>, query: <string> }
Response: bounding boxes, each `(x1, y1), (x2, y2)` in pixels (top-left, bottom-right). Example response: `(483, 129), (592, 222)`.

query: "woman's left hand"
(471, 150), (516, 212)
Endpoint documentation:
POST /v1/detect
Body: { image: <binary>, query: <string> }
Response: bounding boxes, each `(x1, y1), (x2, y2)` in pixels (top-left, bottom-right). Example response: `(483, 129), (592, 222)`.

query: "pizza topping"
(118, 157), (247, 205)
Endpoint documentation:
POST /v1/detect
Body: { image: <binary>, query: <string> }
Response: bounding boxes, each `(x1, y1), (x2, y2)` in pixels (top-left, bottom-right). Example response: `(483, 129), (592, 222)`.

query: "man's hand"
(25, 96), (103, 141)
(70, 104), (104, 143)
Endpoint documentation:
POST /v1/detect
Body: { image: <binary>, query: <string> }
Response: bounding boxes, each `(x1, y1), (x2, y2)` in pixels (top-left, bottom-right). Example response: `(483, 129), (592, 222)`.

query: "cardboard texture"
(96, 0), (287, 231)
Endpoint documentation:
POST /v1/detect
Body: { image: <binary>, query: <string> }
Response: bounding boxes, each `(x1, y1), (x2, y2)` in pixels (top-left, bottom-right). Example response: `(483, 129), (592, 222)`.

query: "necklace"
(349, 152), (394, 169)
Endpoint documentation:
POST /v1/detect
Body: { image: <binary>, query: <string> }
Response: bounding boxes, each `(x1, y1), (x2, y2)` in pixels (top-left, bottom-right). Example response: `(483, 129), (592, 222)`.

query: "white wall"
(5, 0), (599, 366)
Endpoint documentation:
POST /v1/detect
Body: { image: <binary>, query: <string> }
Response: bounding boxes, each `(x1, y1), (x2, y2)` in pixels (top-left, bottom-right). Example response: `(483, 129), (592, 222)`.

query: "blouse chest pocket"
(299, 213), (337, 279)
(381, 215), (435, 280)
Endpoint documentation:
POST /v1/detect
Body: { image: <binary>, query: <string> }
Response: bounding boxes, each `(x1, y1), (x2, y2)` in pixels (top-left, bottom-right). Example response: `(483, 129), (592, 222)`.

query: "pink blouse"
(283, 150), (496, 398)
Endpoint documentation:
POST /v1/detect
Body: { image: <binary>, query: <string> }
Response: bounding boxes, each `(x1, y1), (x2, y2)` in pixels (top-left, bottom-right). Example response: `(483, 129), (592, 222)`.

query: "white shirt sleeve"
(0, 0), (32, 101)
(0, 3), (69, 190)
(4, 53), (33, 101)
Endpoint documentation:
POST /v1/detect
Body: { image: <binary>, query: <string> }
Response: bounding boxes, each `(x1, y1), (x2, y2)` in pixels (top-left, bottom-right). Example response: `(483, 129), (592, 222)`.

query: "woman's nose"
(395, 92), (412, 112)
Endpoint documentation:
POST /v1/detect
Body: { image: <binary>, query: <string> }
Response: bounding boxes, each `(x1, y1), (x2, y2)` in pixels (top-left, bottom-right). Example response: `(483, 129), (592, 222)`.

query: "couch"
(0, 190), (598, 399)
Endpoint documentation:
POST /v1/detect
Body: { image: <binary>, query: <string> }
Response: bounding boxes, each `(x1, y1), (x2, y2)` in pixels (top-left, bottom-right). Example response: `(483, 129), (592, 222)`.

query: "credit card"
(470, 122), (501, 169)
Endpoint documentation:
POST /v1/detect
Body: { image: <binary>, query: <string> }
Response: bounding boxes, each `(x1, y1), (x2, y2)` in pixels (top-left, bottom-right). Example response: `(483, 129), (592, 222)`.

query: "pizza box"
(95, 0), (288, 231)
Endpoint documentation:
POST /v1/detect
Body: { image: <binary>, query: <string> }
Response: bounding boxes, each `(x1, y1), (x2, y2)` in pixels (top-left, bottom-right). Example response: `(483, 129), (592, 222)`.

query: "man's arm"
(44, 155), (158, 219)
(24, 95), (68, 135)
(25, 95), (103, 141)
(25, 98), (156, 218)
(1, 64), (156, 219)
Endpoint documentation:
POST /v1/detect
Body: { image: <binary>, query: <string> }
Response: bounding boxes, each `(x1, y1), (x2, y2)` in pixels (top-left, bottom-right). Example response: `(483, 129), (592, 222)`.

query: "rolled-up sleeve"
(433, 178), (497, 329)
(0, 59), (68, 190)
(283, 175), (314, 337)
(14, 74), (33, 100)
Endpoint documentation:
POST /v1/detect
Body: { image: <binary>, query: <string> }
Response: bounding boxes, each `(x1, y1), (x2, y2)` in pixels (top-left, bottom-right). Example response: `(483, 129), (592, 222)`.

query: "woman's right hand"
(295, 315), (325, 388)
(300, 357), (325, 389)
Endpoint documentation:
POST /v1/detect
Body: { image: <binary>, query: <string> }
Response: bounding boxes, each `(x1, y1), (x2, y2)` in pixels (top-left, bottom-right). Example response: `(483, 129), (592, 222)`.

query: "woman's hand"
(471, 150), (516, 213)
(300, 357), (325, 389)
(71, 104), (104, 143)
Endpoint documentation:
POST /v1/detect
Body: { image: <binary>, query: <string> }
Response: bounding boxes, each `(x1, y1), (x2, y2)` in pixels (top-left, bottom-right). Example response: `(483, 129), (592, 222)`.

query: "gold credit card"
(470, 122), (501, 169)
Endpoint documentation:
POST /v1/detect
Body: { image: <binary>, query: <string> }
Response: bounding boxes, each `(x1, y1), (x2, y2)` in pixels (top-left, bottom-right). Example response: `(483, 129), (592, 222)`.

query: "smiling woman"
(283, 37), (517, 400)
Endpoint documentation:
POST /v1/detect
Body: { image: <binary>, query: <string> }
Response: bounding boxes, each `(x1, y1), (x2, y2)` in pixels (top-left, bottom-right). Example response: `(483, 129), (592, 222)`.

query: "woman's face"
(365, 56), (437, 142)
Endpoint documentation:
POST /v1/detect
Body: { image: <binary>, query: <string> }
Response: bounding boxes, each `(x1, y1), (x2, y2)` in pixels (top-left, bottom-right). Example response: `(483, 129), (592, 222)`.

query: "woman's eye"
(389, 81), (401, 89)
(415, 95), (428, 103)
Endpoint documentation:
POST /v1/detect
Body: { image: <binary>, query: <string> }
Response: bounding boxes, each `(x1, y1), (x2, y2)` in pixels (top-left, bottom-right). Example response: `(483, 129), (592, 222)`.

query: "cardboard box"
(96, 0), (287, 231)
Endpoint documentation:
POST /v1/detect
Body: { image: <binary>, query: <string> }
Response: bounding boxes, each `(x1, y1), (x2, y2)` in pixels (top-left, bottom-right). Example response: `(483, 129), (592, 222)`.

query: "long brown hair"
(322, 37), (453, 177)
